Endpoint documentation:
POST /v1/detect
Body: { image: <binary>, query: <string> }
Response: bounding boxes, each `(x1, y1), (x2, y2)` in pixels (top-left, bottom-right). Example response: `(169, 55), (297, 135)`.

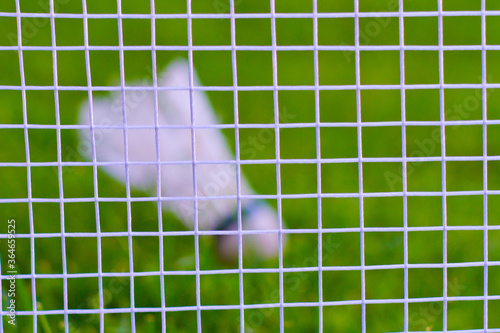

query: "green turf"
(1, 0), (500, 332)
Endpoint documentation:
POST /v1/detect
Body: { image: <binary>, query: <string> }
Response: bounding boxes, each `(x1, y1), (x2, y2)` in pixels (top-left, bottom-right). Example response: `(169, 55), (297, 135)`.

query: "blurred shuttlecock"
(78, 59), (283, 261)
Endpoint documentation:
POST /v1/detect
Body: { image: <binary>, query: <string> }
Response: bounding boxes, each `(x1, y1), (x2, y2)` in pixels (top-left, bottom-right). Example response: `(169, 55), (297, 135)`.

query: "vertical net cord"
(227, 0), (245, 331)
(185, 1), (202, 331)
(437, 0), (449, 331)
(353, 0), (366, 331)
(311, 0), (323, 330)
(48, 0), (69, 330)
(148, 1), (167, 331)
(81, 0), (105, 330)
(0, 251), (2, 333)
(269, 1), (285, 332)
(481, 0), (489, 331)
(14, 0), (38, 331)
(398, 0), (409, 332)
(116, 1), (137, 330)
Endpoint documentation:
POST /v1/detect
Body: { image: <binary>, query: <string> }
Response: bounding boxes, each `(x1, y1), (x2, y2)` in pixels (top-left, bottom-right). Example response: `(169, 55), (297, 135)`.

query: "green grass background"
(1, 0), (500, 331)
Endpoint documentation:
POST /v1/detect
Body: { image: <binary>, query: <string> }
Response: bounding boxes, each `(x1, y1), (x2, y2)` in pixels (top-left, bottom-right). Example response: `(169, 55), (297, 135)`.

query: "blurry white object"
(78, 59), (282, 260)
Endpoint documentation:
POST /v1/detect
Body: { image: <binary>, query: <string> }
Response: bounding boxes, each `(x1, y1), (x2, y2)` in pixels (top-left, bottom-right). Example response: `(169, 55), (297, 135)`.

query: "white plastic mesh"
(1, 0), (500, 332)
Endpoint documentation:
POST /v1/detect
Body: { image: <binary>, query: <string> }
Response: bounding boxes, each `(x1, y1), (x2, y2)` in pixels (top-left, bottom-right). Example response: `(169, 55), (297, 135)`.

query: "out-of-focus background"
(1, 0), (500, 332)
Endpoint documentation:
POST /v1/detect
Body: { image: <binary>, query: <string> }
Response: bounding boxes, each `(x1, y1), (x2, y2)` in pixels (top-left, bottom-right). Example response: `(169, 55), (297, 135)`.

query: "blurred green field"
(1, 0), (500, 332)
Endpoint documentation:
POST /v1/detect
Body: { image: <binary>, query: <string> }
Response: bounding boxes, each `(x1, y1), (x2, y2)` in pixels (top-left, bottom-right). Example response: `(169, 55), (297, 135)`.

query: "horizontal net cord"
(1, 83), (500, 91)
(2, 190), (500, 204)
(2, 119), (500, 130)
(3, 44), (500, 51)
(1, 260), (500, 280)
(2, 156), (500, 168)
(1, 294), (500, 315)
(1, 10), (500, 19)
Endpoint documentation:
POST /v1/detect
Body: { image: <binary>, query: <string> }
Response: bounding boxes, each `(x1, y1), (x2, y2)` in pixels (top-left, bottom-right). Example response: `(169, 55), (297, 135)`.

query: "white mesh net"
(1, 0), (499, 332)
